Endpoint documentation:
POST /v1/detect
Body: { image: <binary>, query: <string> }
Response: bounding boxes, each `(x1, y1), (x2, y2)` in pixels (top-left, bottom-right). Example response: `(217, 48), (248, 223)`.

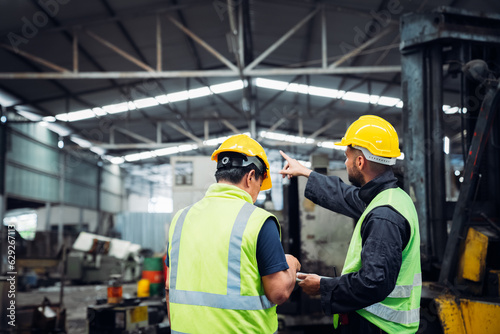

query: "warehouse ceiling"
(0, 0), (499, 170)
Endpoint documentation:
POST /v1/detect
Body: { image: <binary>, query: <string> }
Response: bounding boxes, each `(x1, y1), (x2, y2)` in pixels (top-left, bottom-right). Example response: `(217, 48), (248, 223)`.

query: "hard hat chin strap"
(353, 146), (397, 166)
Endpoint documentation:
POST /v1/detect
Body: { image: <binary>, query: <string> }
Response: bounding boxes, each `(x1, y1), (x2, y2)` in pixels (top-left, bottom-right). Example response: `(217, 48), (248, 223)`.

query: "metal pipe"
(0, 66), (401, 79)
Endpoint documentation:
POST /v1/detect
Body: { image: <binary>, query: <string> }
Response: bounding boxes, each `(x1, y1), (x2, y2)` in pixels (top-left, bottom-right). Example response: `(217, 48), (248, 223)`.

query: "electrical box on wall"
(171, 156), (217, 214)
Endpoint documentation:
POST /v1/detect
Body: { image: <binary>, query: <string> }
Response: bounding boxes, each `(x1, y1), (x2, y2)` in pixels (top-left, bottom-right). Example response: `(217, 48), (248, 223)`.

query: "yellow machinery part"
(436, 295), (500, 333)
(435, 295), (466, 334)
(458, 227), (488, 282)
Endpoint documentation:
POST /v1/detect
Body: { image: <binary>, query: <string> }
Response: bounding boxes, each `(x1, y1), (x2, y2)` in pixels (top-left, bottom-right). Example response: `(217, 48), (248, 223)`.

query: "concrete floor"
(17, 283), (164, 333)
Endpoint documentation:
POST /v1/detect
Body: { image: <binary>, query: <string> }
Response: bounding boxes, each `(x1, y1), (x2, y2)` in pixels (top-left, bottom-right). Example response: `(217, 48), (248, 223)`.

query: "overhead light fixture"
(377, 96), (401, 107)
(109, 156), (125, 165)
(255, 78), (289, 91)
(260, 131), (315, 144)
(210, 80), (244, 93)
(70, 135), (92, 148)
(342, 91), (372, 104)
(133, 97), (158, 109)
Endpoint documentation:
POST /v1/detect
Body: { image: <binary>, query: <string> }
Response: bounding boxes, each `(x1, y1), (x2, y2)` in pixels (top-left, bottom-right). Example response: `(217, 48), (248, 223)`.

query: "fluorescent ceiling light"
(134, 97), (158, 109)
(45, 122), (72, 137)
(377, 96), (400, 107)
(286, 83), (309, 94)
(56, 109), (96, 122)
(167, 91), (190, 102)
(90, 146), (105, 156)
(203, 136), (229, 146)
(210, 80), (244, 93)
(188, 87), (212, 99)
(317, 141), (346, 151)
(125, 151), (156, 162)
(42, 116), (56, 122)
(70, 135), (92, 148)
(255, 78), (288, 91)
(0, 91), (18, 107)
(260, 131), (315, 144)
(16, 110), (42, 121)
(444, 136), (450, 154)
(308, 86), (342, 99)
(155, 95), (169, 104)
(92, 107), (107, 116)
(342, 92), (371, 103)
(369, 95), (380, 104)
(109, 156), (125, 164)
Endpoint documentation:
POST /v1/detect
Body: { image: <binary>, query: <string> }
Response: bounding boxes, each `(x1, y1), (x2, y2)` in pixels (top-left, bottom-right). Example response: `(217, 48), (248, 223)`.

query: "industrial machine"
(278, 155), (353, 331)
(67, 232), (142, 284)
(400, 7), (500, 333)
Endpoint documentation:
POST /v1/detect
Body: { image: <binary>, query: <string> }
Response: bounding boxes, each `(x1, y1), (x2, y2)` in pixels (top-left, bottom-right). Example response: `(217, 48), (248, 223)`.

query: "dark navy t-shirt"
(165, 218), (288, 276)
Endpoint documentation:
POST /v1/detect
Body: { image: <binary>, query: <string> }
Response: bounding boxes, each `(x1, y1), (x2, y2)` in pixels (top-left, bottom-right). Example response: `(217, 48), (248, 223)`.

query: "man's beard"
(348, 165), (364, 187)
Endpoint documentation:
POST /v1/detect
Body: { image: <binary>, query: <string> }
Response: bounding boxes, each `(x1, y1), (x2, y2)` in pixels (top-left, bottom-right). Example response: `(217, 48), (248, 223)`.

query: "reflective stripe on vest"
(364, 302), (420, 325)
(361, 272), (421, 325)
(387, 273), (422, 298)
(169, 202), (274, 310)
(172, 330), (278, 334)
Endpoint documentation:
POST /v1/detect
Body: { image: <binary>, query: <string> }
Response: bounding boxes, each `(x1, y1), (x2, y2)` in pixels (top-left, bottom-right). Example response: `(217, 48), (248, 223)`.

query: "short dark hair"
(214, 152), (265, 184)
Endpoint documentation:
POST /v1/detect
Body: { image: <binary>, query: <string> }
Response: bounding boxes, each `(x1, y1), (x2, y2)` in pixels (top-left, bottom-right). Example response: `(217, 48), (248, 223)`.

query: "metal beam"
(73, 31), (78, 73)
(308, 119), (339, 139)
(221, 119), (240, 134)
(321, 4), (327, 69)
(244, 7), (320, 72)
(112, 126), (155, 143)
(166, 121), (203, 144)
(157, 14), (162, 71)
(85, 29), (155, 72)
(167, 15), (239, 72)
(329, 27), (393, 68)
(0, 65), (401, 79)
(0, 44), (70, 73)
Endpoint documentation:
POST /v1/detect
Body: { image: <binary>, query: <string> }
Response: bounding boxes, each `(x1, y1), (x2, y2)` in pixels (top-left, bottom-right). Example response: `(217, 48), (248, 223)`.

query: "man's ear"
(357, 155), (366, 169)
(245, 169), (256, 186)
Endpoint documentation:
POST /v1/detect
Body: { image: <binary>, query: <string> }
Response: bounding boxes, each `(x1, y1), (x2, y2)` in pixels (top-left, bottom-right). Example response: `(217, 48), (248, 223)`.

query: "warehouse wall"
(5, 123), (124, 214)
(171, 156), (216, 214)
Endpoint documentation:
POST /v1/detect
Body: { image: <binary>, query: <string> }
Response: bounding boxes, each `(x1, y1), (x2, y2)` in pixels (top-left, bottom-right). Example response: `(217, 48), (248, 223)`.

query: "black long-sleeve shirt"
(304, 169), (411, 315)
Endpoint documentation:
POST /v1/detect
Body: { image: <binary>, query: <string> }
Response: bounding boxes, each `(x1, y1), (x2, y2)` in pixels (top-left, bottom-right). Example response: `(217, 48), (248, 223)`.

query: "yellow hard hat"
(211, 134), (272, 190)
(335, 115), (401, 159)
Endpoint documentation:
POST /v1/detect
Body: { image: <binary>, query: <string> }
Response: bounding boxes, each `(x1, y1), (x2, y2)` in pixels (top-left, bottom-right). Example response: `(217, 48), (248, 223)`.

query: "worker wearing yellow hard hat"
(166, 134), (300, 333)
(280, 115), (421, 334)
(211, 134), (273, 191)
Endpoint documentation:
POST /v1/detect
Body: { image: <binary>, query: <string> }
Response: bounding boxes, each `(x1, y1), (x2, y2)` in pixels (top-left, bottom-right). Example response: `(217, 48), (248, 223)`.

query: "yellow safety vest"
(168, 183), (279, 333)
(342, 187), (421, 333)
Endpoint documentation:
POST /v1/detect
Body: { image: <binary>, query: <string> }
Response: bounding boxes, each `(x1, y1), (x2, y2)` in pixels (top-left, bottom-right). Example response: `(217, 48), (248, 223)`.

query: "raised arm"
(280, 150), (365, 218)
